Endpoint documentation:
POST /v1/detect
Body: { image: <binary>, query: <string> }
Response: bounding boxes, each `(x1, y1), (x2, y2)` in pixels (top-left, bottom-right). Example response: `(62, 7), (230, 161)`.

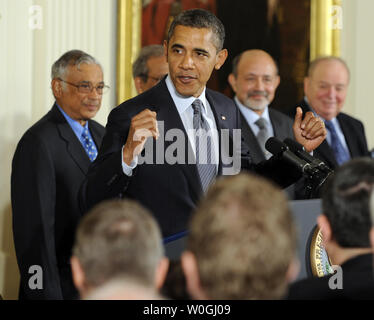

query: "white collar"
(165, 75), (208, 115)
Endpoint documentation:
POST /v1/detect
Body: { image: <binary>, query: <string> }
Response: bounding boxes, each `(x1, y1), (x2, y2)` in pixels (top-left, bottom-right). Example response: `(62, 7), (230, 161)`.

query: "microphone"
(283, 138), (332, 174)
(265, 137), (314, 174)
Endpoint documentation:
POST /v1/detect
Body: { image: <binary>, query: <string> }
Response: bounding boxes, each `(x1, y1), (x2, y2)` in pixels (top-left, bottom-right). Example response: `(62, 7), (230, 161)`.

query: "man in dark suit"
(228, 49), (293, 163)
(11, 50), (106, 299)
(288, 158), (374, 300)
(288, 57), (370, 170)
(80, 9), (326, 239)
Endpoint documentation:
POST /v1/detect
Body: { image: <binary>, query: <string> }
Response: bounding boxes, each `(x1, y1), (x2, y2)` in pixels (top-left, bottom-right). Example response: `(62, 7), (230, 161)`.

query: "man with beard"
(228, 49), (294, 163)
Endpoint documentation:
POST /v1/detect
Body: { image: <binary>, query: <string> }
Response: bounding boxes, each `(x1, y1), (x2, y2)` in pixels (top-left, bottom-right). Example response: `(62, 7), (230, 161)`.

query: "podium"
(164, 199), (322, 281)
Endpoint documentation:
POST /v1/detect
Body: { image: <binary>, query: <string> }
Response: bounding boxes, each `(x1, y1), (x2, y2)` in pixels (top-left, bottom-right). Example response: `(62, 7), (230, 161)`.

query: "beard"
(242, 90), (269, 111)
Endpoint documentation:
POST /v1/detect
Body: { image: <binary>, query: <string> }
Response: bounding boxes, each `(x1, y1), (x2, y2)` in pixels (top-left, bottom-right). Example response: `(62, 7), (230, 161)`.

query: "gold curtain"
(310, 0), (342, 61)
(116, 0), (142, 105)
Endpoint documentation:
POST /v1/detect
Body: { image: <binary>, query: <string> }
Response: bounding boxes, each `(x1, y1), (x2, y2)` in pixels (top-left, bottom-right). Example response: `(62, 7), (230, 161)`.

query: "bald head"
(304, 56), (350, 120)
(228, 50), (280, 115)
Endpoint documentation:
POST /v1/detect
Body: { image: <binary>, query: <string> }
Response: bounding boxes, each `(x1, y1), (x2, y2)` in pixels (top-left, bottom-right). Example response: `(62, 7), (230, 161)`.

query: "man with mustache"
(80, 9), (326, 239)
(11, 50), (106, 299)
(228, 49), (294, 163)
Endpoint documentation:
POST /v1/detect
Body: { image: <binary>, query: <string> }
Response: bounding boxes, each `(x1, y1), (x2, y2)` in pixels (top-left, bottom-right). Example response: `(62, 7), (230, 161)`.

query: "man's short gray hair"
(73, 199), (164, 288)
(132, 45), (165, 80)
(51, 49), (101, 80)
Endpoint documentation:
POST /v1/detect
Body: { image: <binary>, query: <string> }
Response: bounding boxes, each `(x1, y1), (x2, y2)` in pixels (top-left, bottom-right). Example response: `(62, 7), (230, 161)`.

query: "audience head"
(182, 173), (298, 300)
(71, 199), (169, 299)
(51, 50), (106, 125)
(318, 158), (374, 263)
(304, 56), (350, 121)
(164, 9), (228, 98)
(132, 45), (168, 94)
(84, 277), (164, 300)
(228, 50), (280, 115)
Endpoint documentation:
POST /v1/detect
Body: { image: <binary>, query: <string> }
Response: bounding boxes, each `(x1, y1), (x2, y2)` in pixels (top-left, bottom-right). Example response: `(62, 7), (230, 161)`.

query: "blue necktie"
(324, 120), (350, 165)
(192, 99), (216, 193)
(81, 126), (98, 162)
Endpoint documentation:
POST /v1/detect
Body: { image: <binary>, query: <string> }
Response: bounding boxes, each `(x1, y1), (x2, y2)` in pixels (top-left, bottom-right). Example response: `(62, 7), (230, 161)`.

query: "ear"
(214, 49), (228, 70)
(303, 77), (310, 96)
(70, 256), (86, 295)
(155, 257), (170, 290)
(181, 251), (207, 300)
(274, 75), (281, 90)
(52, 78), (63, 98)
(370, 227), (374, 250)
(317, 214), (332, 246)
(163, 40), (169, 62)
(134, 77), (145, 95)
(227, 73), (237, 93)
(285, 257), (300, 284)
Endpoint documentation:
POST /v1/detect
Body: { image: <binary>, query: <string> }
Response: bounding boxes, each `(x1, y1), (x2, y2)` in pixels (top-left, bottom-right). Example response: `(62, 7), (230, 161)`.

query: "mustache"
(247, 91), (269, 99)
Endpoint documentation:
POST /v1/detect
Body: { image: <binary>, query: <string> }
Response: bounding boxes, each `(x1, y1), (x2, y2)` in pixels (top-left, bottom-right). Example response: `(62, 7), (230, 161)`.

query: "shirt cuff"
(121, 145), (138, 176)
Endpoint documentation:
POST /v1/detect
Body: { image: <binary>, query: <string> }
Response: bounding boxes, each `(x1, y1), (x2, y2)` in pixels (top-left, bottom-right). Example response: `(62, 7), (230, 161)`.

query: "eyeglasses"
(58, 78), (110, 95)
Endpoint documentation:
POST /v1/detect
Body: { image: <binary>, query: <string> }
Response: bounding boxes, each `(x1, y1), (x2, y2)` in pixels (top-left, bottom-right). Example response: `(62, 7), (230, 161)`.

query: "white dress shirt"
(122, 75), (219, 175)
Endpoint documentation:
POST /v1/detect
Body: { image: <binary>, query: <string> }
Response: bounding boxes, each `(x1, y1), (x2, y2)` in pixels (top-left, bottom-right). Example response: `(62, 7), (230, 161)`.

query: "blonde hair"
(188, 173), (297, 299)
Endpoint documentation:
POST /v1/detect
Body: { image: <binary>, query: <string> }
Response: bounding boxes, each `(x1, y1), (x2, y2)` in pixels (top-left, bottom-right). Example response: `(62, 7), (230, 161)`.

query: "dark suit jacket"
(11, 104), (105, 300)
(238, 104), (294, 164)
(80, 79), (301, 238)
(287, 253), (374, 300)
(288, 99), (370, 170)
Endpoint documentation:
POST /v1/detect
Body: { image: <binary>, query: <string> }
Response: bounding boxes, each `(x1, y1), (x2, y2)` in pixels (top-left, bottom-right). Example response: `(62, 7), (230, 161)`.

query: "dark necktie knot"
(192, 99), (204, 116)
(324, 120), (334, 131)
(255, 117), (267, 130)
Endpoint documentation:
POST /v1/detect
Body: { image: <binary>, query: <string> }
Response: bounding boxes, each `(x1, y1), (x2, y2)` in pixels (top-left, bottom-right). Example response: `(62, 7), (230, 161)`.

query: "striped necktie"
(192, 99), (216, 192)
(325, 120), (350, 165)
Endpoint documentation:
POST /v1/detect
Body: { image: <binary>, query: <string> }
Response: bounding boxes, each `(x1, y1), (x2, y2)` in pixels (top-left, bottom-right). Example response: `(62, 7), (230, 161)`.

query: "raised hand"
(123, 109), (159, 165)
(293, 107), (327, 152)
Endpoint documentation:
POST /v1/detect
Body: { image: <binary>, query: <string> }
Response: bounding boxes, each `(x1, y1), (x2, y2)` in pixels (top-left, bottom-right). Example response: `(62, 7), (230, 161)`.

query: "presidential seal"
(309, 226), (333, 277)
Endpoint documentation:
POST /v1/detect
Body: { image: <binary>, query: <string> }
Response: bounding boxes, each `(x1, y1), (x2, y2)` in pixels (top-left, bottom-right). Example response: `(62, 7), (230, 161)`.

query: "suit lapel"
(52, 104), (91, 174)
(337, 114), (357, 157)
(270, 110), (287, 140)
(88, 120), (103, 152)
(239, 109), (266, 163)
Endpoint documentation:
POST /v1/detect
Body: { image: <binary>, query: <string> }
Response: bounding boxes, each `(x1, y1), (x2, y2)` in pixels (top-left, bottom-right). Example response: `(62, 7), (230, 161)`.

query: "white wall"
(0, 0), (117, 299)
(341, 0), (374, 150)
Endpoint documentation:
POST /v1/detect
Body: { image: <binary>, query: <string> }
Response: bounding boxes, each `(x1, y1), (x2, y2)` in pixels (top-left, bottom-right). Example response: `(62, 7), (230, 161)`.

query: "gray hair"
(307, 56), (350, 82)
(167, 9), (225, 51)
(51, 49), (101, 80)
(73, 199), (164, 288)
(132, 45), (165, 80)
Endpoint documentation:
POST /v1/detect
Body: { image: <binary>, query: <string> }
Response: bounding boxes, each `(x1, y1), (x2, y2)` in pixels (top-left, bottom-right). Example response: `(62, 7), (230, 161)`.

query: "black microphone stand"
(303, 165), (332, 199)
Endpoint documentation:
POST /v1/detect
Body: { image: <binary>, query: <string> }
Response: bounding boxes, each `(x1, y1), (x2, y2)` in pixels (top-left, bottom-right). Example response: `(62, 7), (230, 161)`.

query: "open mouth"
(177, 75), (197, 84)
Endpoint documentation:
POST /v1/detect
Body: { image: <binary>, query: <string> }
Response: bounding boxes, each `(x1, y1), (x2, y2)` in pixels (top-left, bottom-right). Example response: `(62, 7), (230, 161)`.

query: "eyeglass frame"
(57, 78), (110, 95)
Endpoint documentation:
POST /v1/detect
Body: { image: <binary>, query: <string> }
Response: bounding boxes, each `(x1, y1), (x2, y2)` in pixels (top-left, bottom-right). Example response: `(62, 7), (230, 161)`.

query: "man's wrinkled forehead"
(168, 26), (222, 52)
